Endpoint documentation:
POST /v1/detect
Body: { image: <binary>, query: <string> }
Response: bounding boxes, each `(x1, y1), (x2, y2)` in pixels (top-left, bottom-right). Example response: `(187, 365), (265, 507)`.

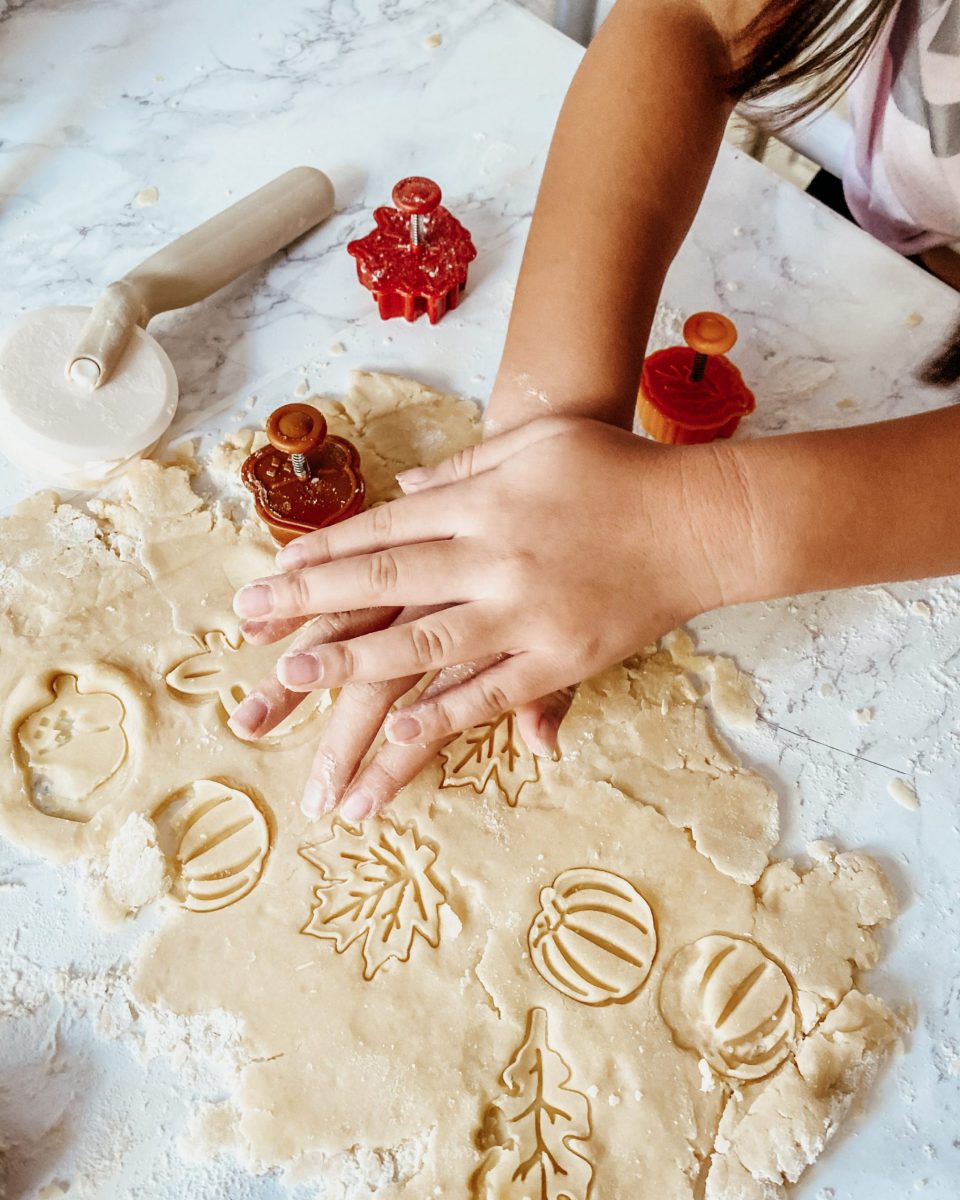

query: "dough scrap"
(0, 371), (901, 1199)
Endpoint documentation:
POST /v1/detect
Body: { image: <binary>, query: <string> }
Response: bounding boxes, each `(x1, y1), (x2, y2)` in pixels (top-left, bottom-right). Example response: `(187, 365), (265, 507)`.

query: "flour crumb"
(294, 379), (310, 397)
(888, 778), (919, 811)
(424, 31), (443, 48)
(854, 706), (874, 726)
(105, 813), (171, 915)
(136, 186), (159, 207)
(904, 312), (923, 328)
(698, 1058), (718, 1092)
(910, 599), (932, 619)
(329, 341), (346, 356)
(819, 682), (834, 698)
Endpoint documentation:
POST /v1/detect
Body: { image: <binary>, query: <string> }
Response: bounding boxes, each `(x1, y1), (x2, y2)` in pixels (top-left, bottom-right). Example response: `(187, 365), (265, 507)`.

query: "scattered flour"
(104, 813), (171, 916)
(760, 355), (836, 400)
(854, 707), (874, 726)
(135, 186), (159, 207)
(423, 31), (442, 48)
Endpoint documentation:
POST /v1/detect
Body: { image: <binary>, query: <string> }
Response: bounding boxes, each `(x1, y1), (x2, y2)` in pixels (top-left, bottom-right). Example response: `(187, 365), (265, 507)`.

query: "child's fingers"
(274, 491), (459, 571)
(300, 675), (417, 819)
(277, 602), (501, 690)
(382, 653), (561, 747)
(395, 417), (576, 494)
(226, 672), (307, 741)
(233, 541), (483, 620)
(228, 606), (401, 739)
(515, 686), (578, 757)
(334, 658), (499, 822)
(239, 615), (311, 645)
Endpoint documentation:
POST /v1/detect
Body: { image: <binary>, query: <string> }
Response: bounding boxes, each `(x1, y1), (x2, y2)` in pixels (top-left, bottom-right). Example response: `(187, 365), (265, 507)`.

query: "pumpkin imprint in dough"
(16, 674), (127, 822)
(472, 1006), (593, 1200)
(165, 630), (329, 742)
(658, 933), (800, 1082)
(151, 779), (272, 913)
(528, 867), (658, 1007)
(440, 711), (540, 806)
(299, 818), (448, 981)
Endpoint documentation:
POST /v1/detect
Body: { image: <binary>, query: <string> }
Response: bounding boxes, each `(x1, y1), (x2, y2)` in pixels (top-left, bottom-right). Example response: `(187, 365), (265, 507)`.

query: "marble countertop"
(1, 0), (959, 1197)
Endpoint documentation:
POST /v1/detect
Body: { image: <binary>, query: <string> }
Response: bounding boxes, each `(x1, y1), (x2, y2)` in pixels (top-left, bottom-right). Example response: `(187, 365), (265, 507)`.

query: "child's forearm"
(489, 0), (744, 432)
(721, 405), (960, 604)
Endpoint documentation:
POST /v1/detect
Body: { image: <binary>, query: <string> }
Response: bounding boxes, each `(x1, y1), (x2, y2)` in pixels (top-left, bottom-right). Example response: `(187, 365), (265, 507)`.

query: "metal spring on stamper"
(291, 452), (309, 479)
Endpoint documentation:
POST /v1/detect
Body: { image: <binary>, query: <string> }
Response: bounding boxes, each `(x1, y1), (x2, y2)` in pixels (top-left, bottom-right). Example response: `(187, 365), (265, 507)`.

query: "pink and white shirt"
(845, 0), (960, 254)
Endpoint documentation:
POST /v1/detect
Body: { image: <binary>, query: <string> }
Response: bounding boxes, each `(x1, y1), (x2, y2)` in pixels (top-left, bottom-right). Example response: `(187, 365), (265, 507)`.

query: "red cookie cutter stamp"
(241, 402), (365, 545)
(638, 312), (756, 444)
(346, 176), (477, 324)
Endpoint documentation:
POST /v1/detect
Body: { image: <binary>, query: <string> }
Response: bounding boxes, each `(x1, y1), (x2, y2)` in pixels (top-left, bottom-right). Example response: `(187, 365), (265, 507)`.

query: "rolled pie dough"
(0, 371), (901, 1198)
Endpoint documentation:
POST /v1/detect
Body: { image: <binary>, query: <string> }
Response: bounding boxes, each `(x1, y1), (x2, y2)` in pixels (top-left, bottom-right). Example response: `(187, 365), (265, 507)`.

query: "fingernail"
(228, 695), (268, 738)
(276, 542), (305, 569)
(234, 583), (272, 617)
(280, 652), (321, 686)
(531, 714), (560, 759)
(240, 619), (267, 639)
(386, 714), (422, 744)
(395, 468), (431, 493)
(301, 776), (336, 819)
(340, 788), (376, 823)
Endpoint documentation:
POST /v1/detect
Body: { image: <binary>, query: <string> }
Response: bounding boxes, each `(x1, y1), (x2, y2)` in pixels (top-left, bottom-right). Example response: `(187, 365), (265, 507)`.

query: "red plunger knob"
(391, 176), (442, 216)
(392, 177), (442, 249)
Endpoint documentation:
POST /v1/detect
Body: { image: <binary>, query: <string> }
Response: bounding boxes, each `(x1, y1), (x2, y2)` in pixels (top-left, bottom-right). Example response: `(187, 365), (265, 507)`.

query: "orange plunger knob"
(684, 312), (738, 382)
(266, 403), (327, 479)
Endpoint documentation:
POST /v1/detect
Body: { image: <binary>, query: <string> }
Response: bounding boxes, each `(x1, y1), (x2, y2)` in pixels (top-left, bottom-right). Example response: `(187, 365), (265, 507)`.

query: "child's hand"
(231, 416), (759, 818)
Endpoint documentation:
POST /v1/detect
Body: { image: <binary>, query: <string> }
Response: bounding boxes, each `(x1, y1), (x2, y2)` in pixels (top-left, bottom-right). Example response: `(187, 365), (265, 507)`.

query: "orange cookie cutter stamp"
(241, 402), (365, 545)
(638, 312), (755, 444)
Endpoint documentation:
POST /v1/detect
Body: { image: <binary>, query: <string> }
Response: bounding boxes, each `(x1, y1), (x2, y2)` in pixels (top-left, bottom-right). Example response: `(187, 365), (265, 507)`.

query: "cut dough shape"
(0, 372), (901, 1199)
(16, 674), (126, 821)
(165, 629), (330, 743)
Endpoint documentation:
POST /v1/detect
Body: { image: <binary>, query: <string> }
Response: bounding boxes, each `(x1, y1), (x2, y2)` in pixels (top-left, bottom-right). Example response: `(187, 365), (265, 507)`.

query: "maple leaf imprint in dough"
(299, 818), (448, 980)
(473, 1007), (594, 1200)
(440, 712), (540, 807)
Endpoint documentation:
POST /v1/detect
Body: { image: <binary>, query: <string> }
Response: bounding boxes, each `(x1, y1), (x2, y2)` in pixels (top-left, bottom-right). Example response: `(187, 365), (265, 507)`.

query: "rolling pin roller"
(0, 167), (335, 488)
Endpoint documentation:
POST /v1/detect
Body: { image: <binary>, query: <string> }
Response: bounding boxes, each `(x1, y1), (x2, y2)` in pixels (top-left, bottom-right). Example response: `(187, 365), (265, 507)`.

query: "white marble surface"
(1, 0), (959, 1197)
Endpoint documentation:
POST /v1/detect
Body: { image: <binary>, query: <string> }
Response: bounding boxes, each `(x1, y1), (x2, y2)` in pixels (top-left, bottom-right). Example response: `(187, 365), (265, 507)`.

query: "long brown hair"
(727, 0), (900, 124)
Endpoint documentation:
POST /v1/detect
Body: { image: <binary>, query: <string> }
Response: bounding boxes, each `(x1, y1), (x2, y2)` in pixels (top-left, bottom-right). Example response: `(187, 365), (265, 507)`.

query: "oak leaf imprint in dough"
(299, 817), (447, 980)
(165, 630), (327, 742)
(659, 934), (799, 1082)
(528, 867), (657, 1007)
(152, 779), (271, 913)
(440, 712), (540, 806)
(473, 1007), (593, 1200)
(16, 674), (127, 822)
